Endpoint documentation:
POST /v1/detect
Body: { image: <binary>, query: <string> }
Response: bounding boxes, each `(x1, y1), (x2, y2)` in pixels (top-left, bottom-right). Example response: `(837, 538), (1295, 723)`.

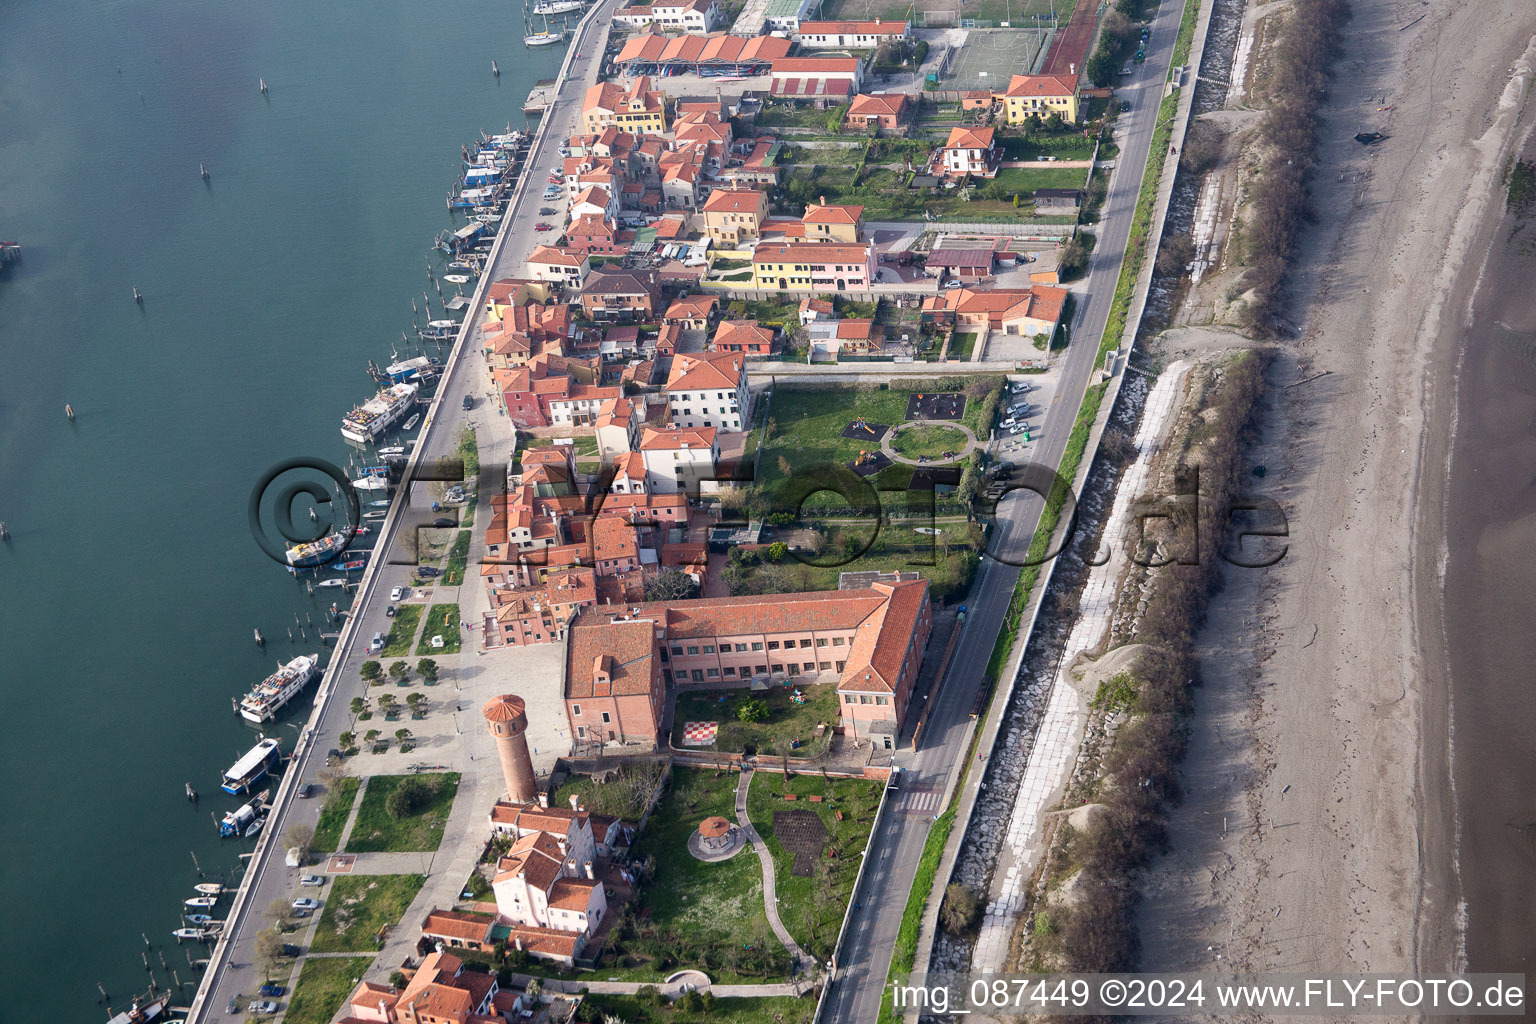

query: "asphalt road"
(823, 3), (1185, 1019)
(185, 4), (623, 1019)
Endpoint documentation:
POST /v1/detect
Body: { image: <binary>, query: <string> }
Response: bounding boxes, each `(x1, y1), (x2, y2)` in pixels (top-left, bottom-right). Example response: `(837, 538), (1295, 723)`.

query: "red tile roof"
(638, 425), (717, 451)
(702, 188), (767, 214)
(565, 618), (656, 699)
(1003, 73), (1079, 99)
(798, 19), (909, 34)
(802, 202), (864, 225)
(666, 350), (744, 392)
(943, 125), (996, 150)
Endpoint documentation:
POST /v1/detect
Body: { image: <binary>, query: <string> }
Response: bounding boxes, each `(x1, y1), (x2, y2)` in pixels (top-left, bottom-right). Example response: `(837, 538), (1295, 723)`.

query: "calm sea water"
(0, 0), (562, 1015)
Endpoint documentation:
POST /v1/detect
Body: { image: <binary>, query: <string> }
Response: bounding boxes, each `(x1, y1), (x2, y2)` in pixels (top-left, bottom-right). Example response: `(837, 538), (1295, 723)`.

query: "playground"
(839, 417), (889, 443)
(904, 392), (967, 421)
(849, 449), (895, 476)
(884, 420), (978, 464)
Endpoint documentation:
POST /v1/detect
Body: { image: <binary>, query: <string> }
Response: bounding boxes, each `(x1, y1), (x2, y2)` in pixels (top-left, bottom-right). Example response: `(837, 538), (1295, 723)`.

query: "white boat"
(193, 883), (224, 895)
(377, 446), (406, 458)
(108, 993), (171, 1024)
(221, 738), (281, 795)
(403, 413), (421, 430)
(341, 382), (419, 445)
(363, 510), (387, 520)
(185, 896), (218, 909)
(317, 578), (349, 588)
(286, 532), (349, 569)
(533, 0), (584, 13)
(368, 499), (391, 508)
(239, 654), (320, 724)
(442, 274), (471, 285)
(524, 16), (566, 45)
(173, 928), (214, 941)
(352, 474), (391, 492)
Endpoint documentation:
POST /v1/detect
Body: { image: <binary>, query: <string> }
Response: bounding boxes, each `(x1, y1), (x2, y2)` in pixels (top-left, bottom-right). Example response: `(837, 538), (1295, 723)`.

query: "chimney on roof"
(514, 936), (524, 952)
(538, 790), (550, 808)
(584, 860), (595, 880)
(1070, 63), (1076, 75)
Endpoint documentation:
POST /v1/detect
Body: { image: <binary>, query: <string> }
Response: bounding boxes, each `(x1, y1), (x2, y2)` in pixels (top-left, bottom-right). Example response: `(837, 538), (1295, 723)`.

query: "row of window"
(758, 263), (863, 273)
(670, 636), (845, 656)
(670, 661), (844, 681)
(569, 704), (613, 723)
(844, 694), (890, 705)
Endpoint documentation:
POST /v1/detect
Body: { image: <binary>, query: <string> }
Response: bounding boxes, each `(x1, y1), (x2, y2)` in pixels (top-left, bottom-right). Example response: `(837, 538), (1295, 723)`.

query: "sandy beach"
(1140, 0), (1536, 983)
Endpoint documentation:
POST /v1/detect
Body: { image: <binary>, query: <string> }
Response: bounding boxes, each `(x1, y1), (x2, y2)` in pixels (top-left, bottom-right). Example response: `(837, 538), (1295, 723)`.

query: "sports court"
(938, 28), (1051, 92)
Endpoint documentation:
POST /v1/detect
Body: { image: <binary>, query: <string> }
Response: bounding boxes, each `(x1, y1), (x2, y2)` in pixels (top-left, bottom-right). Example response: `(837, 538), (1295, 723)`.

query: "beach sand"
(1139, 0), (1536, 982)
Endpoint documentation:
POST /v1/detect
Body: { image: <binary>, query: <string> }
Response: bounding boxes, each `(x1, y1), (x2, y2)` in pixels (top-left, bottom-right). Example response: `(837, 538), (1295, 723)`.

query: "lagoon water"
(0, 0), (562, 1014)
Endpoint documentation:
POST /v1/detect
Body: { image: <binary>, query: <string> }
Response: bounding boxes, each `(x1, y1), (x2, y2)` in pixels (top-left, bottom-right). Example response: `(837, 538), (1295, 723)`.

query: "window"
(601, 711), (612, 723)
(702, 644), (715, 654)
(671, 645), (684, 655)
(836, 661), (846, 672)
(816, 638), (828, 647)
(767, 640), (780, 650)
(876, 696), (889, 706)
(819, 661), (831, 671)
(723, 666), (736, 676)
(844, 695), (855, 704)
(687, 645), (699, 655)
(706, 668), (719, 678)
(577, 725), (587, 738)
(832, 636), (845, 646)
(799, 639), (812, 648)
(736, 643), (749, 652)
(572, 704), (583, 717)
(859, 695), (872, 705)
(756, 664), (768, 674)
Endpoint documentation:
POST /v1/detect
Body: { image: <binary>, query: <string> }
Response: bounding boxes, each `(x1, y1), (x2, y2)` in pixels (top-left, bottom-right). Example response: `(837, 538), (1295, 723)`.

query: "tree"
(388, 970), (408, 990)
(286, 824), (314, 861)
(338, 731), (356, 750)
(254, 929), (285, 981)
(764, 541), (788, 563)
(940, 882), (981, 933)
(267, 898), (291, 927)
(416, 658), (438, 683)
(350, 697), (366, 718)
(386, 776), (429, 818)
(644, 568), (699, 602)
(364, 729), (380, 745)
(395, 728), (412, 744)
(377, 693), (396, 714)
(360, 660), (382, 682)
(737, 697), (770, 723)
(525, 978), (543, 1001)
(388, 660), (408, 682)
(406, 692), (426, 711)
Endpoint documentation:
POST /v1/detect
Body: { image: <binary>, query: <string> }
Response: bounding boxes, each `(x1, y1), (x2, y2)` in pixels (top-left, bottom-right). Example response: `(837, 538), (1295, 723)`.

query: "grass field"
(754, 379), (1001, 501)
(283, 956), (374, 1024)
(990, 166), (1089, 193)
(441, 531), (471, 587)
(311, 777), (361, 853)
(628, 768), (775, 959)
(670, 683), (839, 755)
(345, 773), (460, 853)
(577, 993), (816, 1024)
(890, 423), (971, 459)
(746, 771), (884, 960)
(551, 762), (665, 820)
(380, 605), (422, 658)
(415, 603), (461, 655)
(948, 331), (979, 361)
(309, 874), (426, 953)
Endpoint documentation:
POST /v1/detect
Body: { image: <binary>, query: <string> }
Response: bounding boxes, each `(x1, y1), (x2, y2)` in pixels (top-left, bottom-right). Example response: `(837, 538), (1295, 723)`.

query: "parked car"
(248, 1002), (279, 1015)
(390, 586), (407, 601)
(539, 206), (558, 215)
(291, 898), (321, 911)
(417, 566), (442, 578)
(281, 944), (302, 958)
(462, 394), (474, 411)
(368, 632), (385, 653)
(297, 783), (313, 798)
(386, 605), (397, 618)
(536, 222), (556, 231)
(258, 984), (286, 998)
(300, 875), (325, 887)
(432, 517), (456, 528)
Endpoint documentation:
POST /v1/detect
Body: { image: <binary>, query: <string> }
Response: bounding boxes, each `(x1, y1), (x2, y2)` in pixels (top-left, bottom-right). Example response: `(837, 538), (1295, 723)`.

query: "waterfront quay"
(183, 4), (625, 1018)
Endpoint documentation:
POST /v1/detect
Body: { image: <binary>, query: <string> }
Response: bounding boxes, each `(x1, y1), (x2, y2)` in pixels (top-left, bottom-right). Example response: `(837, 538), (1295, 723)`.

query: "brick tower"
(482, 694), (537, 804)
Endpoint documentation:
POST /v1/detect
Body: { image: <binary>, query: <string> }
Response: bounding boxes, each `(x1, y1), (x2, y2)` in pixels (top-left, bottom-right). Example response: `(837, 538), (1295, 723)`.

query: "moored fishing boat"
(239, 654), (319, 723)
(286, 532), (349, 569)
(108, 992), (171, 1024)
(185, 896), (218, 909)
(220, 737), (281, 795)
(341, 383), (418, 445)
(403, 412), (421, 430)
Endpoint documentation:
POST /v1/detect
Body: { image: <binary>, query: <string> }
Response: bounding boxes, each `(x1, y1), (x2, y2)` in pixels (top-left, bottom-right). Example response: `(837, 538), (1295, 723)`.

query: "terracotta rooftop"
(565, 618), (656, 699)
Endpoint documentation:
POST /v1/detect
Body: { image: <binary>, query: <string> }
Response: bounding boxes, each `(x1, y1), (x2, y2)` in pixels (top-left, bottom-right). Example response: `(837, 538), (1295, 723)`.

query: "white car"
(291, 897), (321, 911)
(390, 586), (407, 601)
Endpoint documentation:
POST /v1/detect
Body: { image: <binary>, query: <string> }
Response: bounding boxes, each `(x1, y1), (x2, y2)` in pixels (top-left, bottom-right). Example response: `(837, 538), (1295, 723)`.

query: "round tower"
(482, 694), (537, 805)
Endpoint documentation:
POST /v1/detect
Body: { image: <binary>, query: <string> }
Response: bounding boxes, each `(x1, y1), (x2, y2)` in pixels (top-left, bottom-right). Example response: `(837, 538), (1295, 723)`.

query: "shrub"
(386, 777), (430, 819)
(737, 697), (770, 723)
(940, 883), (981, 933)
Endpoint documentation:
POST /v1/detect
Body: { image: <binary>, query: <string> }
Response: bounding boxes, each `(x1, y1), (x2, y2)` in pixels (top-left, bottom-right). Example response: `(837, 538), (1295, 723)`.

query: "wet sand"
(1436, 141), (1536, 974)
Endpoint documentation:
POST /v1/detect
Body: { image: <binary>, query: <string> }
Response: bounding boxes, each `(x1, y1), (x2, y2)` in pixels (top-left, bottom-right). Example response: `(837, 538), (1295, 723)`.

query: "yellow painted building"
(700, 188), (768, 245)
(581, 75), (668, 135)
(997, 73), (1081, 124)
(750, 242), (875, 292)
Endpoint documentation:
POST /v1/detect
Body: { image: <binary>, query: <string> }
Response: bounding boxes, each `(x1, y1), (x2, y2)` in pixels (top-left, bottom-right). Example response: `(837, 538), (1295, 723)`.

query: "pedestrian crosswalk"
(898, 785), (943, 815)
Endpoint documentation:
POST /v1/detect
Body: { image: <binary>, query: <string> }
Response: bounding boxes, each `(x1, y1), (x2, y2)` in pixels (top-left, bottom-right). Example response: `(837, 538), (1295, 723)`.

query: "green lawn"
(989, 165), (1090, 194)
(626, 768), (777, 970)
(577, 993), (815, 1024)
(311, 778), (361, 853)
(890, 423), (970, 460)
(345, 773), (461, 853)
(948, 331), (979, 361)
(724, 296), (801, 331)
(670, 683), (839, 755)
(309, 874), (426, 953)
(552, 762), (665, 820)
(441, 531), (471, 587)
(415, 603), (462, 655)
(997, 132), (1098, 162)
(754, 378), (1001, 502)
(381, 605), (422, 658)
(746, 771), (883, 961)
(283, 956), (375, 1024)
(724, 520), (983, 601)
